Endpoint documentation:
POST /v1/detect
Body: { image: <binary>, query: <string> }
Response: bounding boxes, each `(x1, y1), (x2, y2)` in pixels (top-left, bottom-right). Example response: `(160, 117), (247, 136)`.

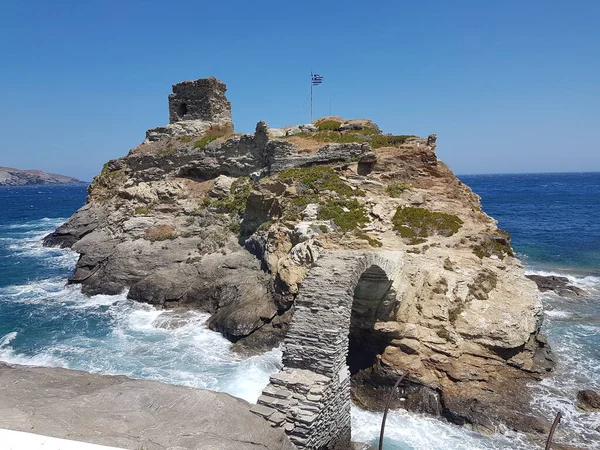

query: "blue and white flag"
(311, 74), (323, 85)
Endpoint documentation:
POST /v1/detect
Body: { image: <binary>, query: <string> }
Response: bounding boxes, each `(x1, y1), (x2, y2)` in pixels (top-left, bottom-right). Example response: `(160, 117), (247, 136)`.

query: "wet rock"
(405, 386), (442, 415)
(526, 275), (586, 297)
(577, 389), (600, 411)
(151, 311), (202, 329)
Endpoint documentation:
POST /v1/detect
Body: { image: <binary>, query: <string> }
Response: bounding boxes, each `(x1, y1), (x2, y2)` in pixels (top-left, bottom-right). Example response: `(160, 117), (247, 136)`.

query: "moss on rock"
(392, 207), (463, 240)
(317, 198), (368, 232)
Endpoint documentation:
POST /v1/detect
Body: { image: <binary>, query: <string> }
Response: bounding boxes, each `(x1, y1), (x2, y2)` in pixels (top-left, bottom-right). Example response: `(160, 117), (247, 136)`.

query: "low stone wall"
(134, 121), (373, 183)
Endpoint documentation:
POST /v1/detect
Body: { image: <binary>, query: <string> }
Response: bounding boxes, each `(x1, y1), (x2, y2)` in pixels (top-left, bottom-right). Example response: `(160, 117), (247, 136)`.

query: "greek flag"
(311, 74), (323, 85)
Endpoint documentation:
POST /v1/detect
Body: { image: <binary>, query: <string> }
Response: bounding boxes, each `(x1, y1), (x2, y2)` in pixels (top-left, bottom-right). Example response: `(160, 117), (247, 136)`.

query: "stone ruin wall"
(251, 252), (402, 450)
(168, 76), (233, 125)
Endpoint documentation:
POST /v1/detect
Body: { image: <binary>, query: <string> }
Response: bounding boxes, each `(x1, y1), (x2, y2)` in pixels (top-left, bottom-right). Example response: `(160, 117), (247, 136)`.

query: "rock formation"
(526, 274), (586, 297)
(577, 389), (600, 412)
(44, 77), (556, 445)
(0, 166), (82, 186)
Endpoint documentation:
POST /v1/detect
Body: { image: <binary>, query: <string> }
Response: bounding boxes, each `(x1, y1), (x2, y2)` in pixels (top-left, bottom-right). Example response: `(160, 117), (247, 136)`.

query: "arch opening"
(347, 265), (397, 376)
(177, 102), (188, 117)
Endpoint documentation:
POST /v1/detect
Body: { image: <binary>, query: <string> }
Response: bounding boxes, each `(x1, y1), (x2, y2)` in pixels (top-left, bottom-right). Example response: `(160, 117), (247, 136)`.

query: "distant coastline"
(0, 166), (83, 186)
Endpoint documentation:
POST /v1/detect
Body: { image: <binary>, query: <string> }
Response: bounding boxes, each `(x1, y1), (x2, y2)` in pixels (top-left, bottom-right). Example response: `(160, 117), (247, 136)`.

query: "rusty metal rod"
(545, 411), (563, 450)
(378, 373), (407, 450)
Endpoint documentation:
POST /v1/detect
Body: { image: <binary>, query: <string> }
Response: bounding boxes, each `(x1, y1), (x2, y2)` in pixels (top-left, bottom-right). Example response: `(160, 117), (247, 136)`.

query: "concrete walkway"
(0, 429), (126, 450)
(0, 364), (295, 450)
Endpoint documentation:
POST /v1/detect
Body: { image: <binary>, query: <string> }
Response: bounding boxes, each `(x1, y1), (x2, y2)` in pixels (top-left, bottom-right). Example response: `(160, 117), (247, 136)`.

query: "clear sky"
(0, 0), (598, 181)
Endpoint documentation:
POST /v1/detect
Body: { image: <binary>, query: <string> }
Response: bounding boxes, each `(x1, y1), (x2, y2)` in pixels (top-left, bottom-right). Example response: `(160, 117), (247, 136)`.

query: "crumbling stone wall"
(251, 251), (402, 450)
(136, 121), (372, 182)
(168, 76), (233, 124)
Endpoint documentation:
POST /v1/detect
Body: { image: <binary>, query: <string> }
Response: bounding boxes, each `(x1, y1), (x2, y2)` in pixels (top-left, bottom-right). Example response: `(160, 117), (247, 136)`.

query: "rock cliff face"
(0, 166), (82, 186)
(44, 77), (554, 436)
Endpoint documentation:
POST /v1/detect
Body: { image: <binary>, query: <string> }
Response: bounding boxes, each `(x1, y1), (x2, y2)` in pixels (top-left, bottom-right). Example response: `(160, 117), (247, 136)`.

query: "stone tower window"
(177, 103), (188, 118)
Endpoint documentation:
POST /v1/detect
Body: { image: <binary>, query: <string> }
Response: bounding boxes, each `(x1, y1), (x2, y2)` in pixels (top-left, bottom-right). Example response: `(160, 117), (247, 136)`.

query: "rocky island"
(0, 166), (82, 186)
(44, 77), (556, 449)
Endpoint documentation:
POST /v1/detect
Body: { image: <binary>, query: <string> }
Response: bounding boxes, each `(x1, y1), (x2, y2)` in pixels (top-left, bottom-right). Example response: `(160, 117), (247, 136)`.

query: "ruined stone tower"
(168, 77), (232, 125)
(144, 76), (234, 143)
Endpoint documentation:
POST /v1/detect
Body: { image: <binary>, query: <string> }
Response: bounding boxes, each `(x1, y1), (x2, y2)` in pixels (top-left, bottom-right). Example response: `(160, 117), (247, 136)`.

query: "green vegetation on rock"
(194, 135), (219, 149)
(392, 207), (463, 241)
(278, 166), (358, 197)
(157, 143), (176, 156)
(316, 120), (342, 131)
(134, 206), (151, 215)
(211, 176), (253, 215)
(472, 230), (514, 260)
(354, 230), (383, 247)
(317, 198), (369, 232)
(88, 164), (127, 202)
(386, 183), (411, 197)
(283, 127), (414, 149)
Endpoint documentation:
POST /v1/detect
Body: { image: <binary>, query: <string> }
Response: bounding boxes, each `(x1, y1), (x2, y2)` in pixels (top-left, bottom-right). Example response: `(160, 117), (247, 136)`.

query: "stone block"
(250, 403), (276, 418)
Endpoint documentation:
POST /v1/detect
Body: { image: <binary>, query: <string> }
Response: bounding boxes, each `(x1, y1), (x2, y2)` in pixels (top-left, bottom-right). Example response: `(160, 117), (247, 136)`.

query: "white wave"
(351, 406), (529, 450)
(225, 348), (283, 403)
(0, 332), (17, 348)
(1, 275), (281, 404)
(544, 309), (572, 319)
(5, 227), (78, 271)
(6, 217), (66, 229)
(530, 382), (600, 449)
(0, 332), (66, 367)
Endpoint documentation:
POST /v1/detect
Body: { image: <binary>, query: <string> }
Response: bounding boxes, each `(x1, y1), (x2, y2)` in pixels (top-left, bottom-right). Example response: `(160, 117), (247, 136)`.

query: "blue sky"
(0, 0), (598, 181)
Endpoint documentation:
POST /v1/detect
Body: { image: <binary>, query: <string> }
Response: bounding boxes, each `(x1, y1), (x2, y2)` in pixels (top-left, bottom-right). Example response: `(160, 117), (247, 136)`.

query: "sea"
(0, 173), (598, 450)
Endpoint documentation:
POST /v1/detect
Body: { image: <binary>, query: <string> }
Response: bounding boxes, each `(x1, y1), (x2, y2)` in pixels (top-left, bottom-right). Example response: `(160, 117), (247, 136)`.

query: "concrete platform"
(0, 428), (126, 449)
(0, 364), (295, 450)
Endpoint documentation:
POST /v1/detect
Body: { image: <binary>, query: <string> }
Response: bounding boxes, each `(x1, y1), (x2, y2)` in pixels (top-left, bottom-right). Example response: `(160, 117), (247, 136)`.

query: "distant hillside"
(0, 166), (82, 186)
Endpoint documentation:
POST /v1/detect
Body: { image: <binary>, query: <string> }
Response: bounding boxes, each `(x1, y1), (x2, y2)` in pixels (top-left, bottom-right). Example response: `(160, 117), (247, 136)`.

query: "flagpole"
(310, 71), (313, 123)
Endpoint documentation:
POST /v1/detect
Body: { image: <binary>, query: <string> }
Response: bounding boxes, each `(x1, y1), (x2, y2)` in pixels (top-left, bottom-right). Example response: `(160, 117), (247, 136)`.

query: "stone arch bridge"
(251, 251), (403, 449)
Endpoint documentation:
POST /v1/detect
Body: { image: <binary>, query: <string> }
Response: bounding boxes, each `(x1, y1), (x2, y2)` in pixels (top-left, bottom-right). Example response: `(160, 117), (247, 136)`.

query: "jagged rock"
(526, 275), (586, 297)
(577, 389), (600, 411)
(269, 124), (317, 138)
(302, 203), (319, 220)
(211, 174), (236, 198)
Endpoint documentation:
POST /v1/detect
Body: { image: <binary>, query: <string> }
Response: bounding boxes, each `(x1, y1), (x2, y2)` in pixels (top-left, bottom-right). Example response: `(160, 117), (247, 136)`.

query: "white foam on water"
(0, 331), (67, 367)
(0, 273), (282, 404)
(0, 331), (17, 347)
(544, 309), (572, 319)
(351, 407), (529, 450)
(527, 283), (600, 448)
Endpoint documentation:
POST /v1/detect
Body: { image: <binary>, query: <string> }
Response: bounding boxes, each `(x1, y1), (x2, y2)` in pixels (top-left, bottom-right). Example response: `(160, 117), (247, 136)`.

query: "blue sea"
(0, 175), (598, 450)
